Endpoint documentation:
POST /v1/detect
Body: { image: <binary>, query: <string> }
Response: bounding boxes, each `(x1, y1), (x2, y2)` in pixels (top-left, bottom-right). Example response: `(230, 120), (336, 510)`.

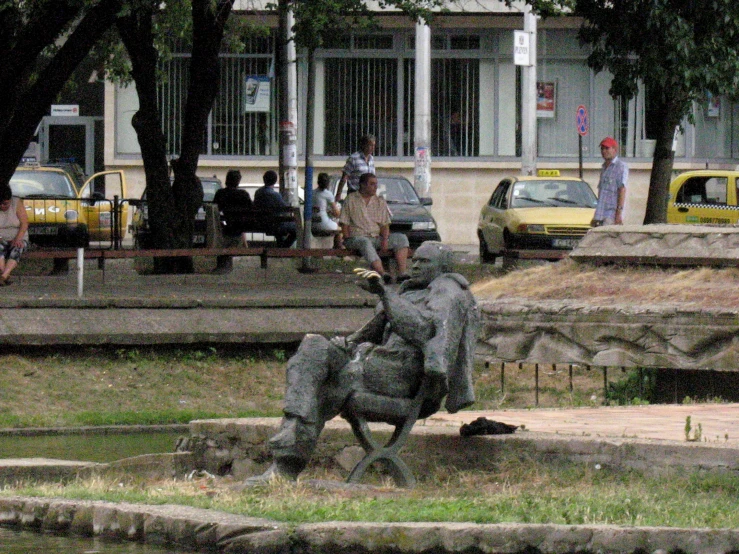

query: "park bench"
(219, 206), (297, 242)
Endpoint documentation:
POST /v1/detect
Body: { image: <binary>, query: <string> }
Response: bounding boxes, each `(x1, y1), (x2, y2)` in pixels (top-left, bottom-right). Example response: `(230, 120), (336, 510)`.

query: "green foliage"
(607, 368), (656, 406)
(576, 0), (739, 118)
(9, 462), (739, 529)
(684, 415), (703, 442)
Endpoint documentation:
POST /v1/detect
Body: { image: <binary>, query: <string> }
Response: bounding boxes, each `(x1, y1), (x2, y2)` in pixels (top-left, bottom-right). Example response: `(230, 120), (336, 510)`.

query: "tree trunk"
(118, 9), (184, 273)
(642, 94), (686, 224)
(169, 0), (233, 272)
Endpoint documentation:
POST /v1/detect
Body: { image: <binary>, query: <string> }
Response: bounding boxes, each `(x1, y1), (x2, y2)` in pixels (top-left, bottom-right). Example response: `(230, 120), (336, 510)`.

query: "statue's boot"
(269, 415), (319, 462)
(242, 456), (306, 486)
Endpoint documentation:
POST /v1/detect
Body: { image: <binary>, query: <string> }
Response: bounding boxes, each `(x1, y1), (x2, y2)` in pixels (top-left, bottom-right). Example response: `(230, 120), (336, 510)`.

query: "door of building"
(38, 116), (102, 176)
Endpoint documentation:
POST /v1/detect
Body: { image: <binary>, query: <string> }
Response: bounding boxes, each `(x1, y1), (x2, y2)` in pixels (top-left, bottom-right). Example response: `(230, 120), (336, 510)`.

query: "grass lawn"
(1, 343), (738, 528)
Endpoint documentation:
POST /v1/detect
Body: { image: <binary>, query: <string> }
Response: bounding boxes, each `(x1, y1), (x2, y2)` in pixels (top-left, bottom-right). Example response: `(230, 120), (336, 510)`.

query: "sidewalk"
(8, 244), (483, 305)
(428, 403), (739, 446)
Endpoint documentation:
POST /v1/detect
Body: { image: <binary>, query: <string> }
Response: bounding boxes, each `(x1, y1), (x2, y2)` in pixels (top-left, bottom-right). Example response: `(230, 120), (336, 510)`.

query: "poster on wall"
(536, 81), (556, 118)
(244, 76), (271, 113)
(706, 93), (720, 118)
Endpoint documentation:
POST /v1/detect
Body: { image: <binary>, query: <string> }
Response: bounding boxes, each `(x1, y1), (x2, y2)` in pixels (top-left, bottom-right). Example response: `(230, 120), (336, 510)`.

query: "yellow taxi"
(666, 170), (739, 224)
(9, 163), (127, 247)
(477, 170), (597, 263)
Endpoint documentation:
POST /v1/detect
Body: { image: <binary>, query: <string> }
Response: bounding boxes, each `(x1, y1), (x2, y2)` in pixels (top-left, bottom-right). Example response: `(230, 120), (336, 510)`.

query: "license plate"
(552, 238), (579, 249)
(30, 226), (58, 236)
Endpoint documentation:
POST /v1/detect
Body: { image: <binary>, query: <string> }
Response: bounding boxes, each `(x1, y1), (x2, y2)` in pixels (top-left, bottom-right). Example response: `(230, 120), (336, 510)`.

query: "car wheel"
(478, 235), (496, 264)
(503, 229), (514, 250)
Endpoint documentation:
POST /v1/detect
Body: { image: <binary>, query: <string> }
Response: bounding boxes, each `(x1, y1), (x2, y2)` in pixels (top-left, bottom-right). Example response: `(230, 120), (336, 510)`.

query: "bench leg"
(213, 255), (233, 274)
(345, 416), (417, 488)
(51, 258), (70, 275)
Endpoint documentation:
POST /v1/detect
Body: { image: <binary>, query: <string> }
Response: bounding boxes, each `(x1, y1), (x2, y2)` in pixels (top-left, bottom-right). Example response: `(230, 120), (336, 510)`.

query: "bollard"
(77, 247), (84, 298)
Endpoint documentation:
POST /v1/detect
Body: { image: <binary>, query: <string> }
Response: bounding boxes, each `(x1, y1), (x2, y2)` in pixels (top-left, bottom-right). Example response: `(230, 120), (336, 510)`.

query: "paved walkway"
(428, 403), (739, 446)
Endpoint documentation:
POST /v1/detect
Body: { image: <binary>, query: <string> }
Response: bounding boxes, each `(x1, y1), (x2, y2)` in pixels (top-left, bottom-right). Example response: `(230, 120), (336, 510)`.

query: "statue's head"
(408, 241), (453, 287)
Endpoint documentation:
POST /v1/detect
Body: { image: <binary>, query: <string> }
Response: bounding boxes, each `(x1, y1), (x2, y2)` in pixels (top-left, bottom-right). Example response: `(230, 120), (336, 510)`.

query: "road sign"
(513, 31), (531, 66)
(576, 105), (589, 136)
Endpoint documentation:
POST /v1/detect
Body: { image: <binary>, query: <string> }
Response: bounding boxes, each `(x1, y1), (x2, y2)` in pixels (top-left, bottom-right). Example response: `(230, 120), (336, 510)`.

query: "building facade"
(105, 1), (739, 245)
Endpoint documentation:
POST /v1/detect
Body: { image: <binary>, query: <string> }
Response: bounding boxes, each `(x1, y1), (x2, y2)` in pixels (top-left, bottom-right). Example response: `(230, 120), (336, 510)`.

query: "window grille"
(158, 54), (278, 157)
(324, 58), (398, 156)
(405, 58), (480, 157)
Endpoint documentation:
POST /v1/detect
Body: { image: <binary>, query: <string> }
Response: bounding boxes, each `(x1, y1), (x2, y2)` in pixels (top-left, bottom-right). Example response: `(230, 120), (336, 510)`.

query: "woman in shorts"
(0, 185), (29, 285)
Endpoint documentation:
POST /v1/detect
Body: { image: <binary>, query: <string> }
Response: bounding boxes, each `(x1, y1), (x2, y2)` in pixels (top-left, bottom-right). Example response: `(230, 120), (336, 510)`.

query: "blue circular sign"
(576, 105), (589, 136)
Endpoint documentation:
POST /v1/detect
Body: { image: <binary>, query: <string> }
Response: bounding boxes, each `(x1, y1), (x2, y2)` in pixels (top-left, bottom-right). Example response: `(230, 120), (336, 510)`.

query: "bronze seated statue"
(246, 241), (480, 487)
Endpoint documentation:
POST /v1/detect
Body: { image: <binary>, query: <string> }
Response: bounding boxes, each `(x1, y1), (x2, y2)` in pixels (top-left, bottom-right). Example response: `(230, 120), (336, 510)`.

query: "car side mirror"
(420, 197), (433, 206)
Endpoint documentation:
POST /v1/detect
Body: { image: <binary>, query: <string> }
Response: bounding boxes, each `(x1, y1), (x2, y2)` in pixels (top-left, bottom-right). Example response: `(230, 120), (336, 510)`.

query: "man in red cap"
(592, 136), (628, 226)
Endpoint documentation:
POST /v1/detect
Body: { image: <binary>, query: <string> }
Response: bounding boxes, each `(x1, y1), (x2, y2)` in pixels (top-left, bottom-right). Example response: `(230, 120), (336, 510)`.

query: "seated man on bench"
(340, 172), (410, 284)
(253, 170), (297, 248)
(213, 169), (252, 273)
(245, 241), (479, 484)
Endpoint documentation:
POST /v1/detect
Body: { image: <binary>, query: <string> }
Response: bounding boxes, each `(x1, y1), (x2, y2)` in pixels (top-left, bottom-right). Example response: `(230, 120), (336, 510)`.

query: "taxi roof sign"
(538, 169), (560, 177)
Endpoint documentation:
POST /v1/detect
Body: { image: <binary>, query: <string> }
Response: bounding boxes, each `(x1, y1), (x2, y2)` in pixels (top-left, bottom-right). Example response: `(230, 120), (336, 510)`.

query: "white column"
(77, 248), (84, 298)
(521, 5), (537, 176)
(414, 20), (431, 198)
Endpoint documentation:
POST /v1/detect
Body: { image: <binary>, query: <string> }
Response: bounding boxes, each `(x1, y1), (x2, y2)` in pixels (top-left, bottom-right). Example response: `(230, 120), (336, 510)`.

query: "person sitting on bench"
(313, 172), (342, 248)
(253, 170), (297, 248)
(213, 169), (252, 273)
(244, 241), (479, 484)
(340, 172), (409, 284)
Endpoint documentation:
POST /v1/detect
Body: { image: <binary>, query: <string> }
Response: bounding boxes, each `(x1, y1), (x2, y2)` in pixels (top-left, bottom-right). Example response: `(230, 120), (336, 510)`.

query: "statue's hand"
(330, 335), (353, 352)
(353, 267), (385, 295)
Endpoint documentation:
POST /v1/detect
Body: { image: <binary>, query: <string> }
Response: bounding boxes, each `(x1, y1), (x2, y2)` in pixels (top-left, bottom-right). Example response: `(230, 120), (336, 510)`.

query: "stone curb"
(0, 296), (375, 310)
(2, 496), (739, 553)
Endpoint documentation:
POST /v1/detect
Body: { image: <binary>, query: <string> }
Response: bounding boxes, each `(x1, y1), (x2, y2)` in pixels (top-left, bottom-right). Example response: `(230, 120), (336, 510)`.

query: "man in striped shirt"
(336, 134), (376, 200)
(340, 173), (409, 284)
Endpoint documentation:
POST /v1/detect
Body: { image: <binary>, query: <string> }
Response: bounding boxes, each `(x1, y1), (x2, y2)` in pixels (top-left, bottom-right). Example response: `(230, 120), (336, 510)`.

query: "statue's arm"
(345, 311), (386, 344)
(379, 290), (434, 347)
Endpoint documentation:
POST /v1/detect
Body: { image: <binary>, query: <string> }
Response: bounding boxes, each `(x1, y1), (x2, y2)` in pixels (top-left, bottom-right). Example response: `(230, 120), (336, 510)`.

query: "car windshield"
(201, 179), (221, 202)
(378, 178), (420, 205)
(9, 171), (77, 198)
(510, 180), (597, 209)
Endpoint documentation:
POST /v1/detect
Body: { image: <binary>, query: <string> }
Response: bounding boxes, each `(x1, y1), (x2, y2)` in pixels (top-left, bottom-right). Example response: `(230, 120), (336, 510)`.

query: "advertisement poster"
(244, 76), (271, 113)
(536, 81), (556, 118)
(706, 93), (720, 118)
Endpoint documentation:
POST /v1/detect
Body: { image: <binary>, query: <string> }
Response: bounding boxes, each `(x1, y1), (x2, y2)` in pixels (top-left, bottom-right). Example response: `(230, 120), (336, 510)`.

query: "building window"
(324, 58), (398, 156)
(404, 58), (480, 157)
(432, 59), (479, 157)
(158, 35), (277, 157)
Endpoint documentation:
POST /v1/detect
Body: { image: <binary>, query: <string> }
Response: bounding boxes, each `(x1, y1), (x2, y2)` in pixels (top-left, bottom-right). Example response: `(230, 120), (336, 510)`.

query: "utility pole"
(414, 20), (431, 197)
(278, 0), (299, 206)
(521, 4), (537, 176)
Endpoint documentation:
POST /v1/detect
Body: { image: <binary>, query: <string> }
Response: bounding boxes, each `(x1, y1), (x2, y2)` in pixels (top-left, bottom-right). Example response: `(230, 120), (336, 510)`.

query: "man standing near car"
(336, 134), (376, 200)
(592, 136), (628, 226)
(340, 172), (409, 284)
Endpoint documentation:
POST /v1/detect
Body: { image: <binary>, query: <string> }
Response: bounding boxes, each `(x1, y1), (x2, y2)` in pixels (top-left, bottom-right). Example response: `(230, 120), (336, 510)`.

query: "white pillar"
(76, 248), (84, 298)
(521, 5), (537, 176)
(414, 20), (431, 198)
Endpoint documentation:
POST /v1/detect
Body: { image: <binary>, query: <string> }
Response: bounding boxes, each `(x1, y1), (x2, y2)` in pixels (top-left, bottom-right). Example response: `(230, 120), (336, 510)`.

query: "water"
(0, 431), (183, 463)
(0, 527), (186, 553)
